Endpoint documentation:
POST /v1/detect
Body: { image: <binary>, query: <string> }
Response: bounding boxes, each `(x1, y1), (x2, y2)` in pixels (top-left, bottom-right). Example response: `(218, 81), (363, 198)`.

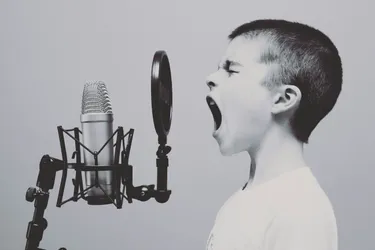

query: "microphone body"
(80, 81), (115, 205)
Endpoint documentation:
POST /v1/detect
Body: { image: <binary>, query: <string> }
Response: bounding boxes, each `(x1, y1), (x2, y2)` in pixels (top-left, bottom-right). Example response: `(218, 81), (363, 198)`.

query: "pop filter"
(151, 50), (173, 145)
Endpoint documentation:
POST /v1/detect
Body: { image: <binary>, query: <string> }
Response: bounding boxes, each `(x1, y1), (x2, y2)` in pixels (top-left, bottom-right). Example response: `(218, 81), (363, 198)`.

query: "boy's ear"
(271, 85), (301, 115)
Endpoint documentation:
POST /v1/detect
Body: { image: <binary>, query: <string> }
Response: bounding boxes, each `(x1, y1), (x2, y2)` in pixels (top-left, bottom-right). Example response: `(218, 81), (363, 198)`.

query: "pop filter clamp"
(24, 51), (173, 250)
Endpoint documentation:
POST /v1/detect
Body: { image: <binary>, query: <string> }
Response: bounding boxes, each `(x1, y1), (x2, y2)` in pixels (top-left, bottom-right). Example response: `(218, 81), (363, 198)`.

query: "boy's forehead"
(221, 36), (267, 66)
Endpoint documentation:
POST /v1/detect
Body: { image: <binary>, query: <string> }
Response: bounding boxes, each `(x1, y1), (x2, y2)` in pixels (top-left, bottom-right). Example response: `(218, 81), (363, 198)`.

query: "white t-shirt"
(206, 166), (337, 250)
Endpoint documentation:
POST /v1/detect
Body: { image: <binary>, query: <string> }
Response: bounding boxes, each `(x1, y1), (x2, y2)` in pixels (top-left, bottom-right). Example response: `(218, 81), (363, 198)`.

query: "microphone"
(24, 50), (173, 250)
(80, 81), (115, 205)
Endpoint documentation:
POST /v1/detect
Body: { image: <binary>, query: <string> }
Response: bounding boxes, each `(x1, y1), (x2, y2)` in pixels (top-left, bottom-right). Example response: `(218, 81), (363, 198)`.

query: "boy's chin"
(218, 141), (244, 156)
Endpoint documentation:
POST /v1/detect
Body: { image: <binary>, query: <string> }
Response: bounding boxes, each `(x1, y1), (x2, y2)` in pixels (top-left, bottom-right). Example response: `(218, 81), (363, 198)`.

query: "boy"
(205, 19), (342, 250)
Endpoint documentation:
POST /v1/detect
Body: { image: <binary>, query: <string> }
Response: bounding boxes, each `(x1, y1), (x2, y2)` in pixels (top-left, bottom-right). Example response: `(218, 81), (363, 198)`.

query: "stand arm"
(25, 155), (66, 250)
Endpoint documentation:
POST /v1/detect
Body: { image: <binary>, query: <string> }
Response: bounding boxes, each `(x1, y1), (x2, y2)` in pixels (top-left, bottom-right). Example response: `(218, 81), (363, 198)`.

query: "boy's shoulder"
(267, 166), (337, 226)
(262, 167), (338, 249)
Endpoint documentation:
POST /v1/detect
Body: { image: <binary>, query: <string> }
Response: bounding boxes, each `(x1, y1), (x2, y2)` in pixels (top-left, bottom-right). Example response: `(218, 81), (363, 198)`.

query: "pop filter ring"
(151, 50), (173, 145)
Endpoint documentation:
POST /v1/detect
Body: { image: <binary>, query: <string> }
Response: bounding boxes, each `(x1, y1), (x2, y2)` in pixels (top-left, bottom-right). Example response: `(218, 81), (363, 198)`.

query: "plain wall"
(0, 1), (373, 250)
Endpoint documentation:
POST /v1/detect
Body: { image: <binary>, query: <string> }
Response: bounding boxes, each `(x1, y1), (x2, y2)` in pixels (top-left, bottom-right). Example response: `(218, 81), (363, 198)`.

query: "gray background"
(0, 1), (373, 250)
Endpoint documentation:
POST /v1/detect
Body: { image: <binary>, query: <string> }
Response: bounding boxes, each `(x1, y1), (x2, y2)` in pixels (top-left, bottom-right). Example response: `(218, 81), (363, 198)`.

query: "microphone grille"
(81, 81), (113, 114)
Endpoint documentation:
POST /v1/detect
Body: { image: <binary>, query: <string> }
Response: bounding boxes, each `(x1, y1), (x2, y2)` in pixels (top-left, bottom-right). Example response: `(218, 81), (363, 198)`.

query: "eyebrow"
(217, 59), (243, 70)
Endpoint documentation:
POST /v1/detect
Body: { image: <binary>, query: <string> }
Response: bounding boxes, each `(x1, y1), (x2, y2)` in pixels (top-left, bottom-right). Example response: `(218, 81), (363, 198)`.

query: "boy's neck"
(245, 124), (307, 188)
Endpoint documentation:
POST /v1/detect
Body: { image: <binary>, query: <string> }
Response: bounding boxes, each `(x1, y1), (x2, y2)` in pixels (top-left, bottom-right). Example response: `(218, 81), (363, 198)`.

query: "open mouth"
(206, 96), (222, 131)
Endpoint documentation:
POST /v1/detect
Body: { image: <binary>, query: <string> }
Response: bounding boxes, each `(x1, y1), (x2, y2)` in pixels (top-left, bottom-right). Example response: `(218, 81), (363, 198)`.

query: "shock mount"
(24, 126), (172, 250)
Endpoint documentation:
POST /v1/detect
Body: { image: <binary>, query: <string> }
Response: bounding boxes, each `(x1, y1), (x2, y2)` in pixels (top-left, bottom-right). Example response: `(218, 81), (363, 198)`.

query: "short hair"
(229, 19), (343, 143)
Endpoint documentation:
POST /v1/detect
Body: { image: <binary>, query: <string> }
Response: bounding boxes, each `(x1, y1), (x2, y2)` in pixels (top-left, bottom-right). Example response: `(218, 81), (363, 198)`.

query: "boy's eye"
(227, 69), (238, 75)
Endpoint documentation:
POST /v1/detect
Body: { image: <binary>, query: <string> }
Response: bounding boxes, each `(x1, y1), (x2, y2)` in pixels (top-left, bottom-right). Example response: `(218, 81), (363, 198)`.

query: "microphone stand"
(24, 126), (172, 250)
(25, 156), (65, 250)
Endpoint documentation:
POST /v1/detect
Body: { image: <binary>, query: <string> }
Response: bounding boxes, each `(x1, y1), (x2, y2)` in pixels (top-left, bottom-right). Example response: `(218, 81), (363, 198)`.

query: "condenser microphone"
(24, 50), (174, 250)
(80, 81), (115, 205)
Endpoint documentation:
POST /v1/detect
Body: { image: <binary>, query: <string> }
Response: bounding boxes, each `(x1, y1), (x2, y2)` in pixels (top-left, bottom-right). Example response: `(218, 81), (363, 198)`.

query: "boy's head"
(206, 19), (342, 156)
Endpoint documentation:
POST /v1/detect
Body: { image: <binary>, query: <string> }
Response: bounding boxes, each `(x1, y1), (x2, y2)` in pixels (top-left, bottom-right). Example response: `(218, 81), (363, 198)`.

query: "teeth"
(207, 96), (216, 106)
